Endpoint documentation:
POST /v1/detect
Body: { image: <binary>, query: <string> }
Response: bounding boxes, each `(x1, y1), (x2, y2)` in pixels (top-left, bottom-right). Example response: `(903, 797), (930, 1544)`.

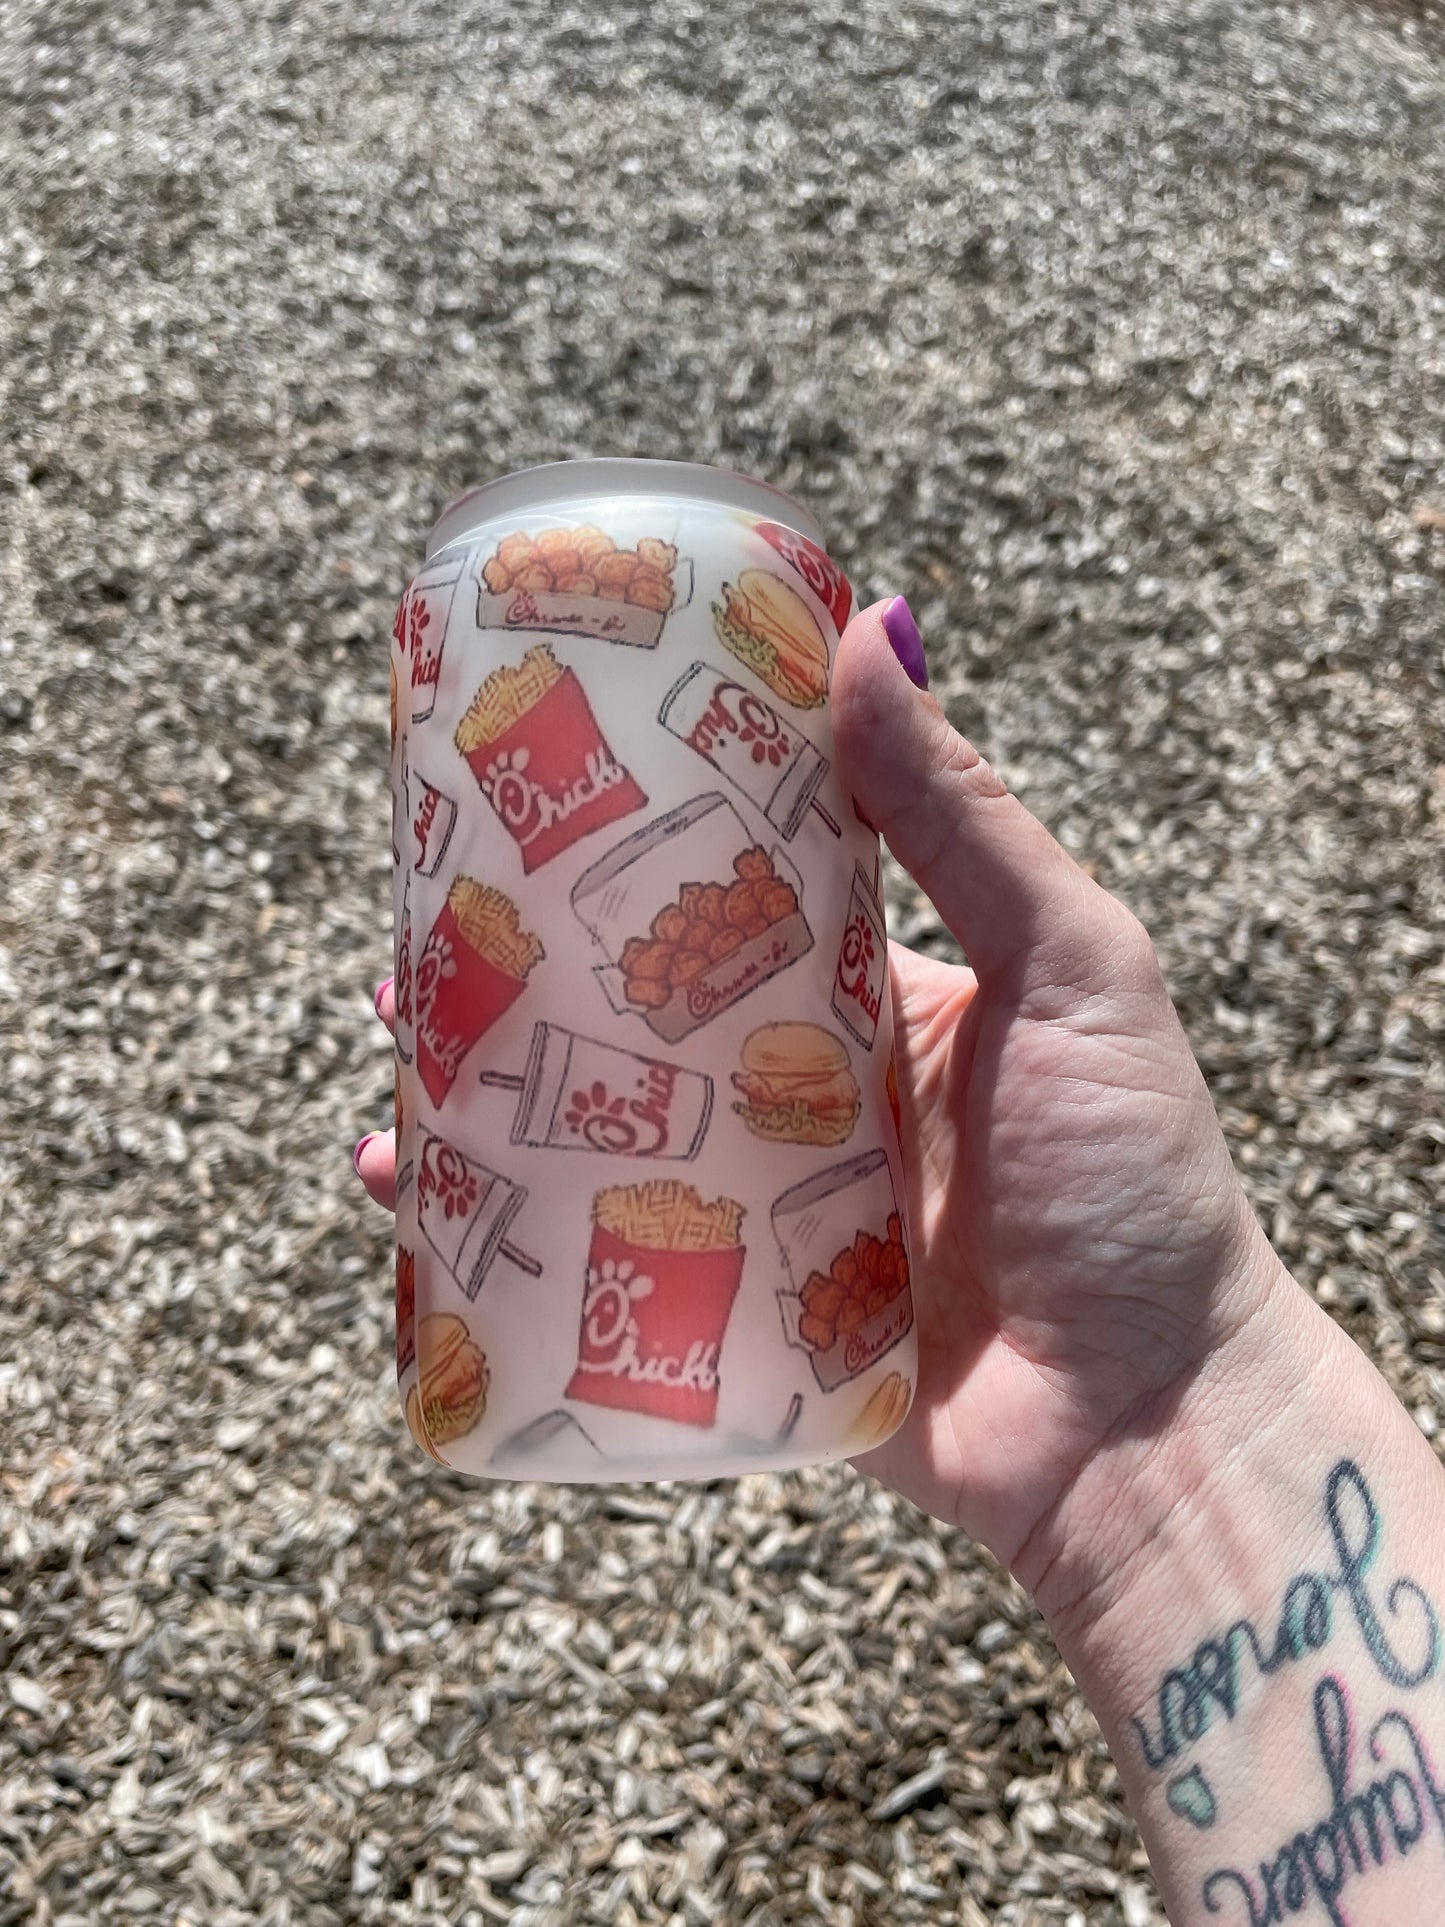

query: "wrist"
(1018, 1253), (1370, 1686)
(1016, 1262), (1445, 1926)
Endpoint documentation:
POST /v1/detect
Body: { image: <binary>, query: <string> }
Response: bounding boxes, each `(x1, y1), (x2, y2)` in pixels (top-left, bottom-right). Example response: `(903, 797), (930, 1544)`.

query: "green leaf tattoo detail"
(1167, 1765), (1218, 1830)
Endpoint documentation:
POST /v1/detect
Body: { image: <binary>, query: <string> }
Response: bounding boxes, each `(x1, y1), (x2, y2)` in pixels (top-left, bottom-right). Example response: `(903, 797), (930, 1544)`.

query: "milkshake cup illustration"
(481, 1022), (713, 1160)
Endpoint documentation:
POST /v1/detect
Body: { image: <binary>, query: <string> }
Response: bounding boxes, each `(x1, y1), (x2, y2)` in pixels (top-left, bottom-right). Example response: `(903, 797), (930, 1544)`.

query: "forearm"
(1027, 1269), (1445, 1925)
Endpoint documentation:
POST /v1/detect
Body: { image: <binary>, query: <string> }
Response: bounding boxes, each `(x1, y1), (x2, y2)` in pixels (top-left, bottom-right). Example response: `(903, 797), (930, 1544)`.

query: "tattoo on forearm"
(1202, 1675), (1445, 1925)
(1131, 1461), (1441, 1778)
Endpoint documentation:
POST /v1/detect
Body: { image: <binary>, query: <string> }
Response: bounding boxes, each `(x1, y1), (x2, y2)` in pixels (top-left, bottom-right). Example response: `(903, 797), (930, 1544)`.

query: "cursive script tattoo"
(1202, 1674), (1445, 1925)
(1132, 1462), (1441, 1773)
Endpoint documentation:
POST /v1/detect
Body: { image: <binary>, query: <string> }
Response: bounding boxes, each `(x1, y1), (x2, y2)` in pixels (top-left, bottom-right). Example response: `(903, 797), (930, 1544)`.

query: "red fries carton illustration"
(658, 664), (837, 840)
(483, 1022), (713, 1161)
(476, 526), (693, 650)
(415, 878), (544, 1107)
(565, 1181), (745, 1427)
(401, 549), (468, 725)
(394, 875), (416, 1066)
(570, 794), (813, 1046)
(752, 520), (852, 635)
(396, 1246), (417, 1373)
(455, 645), (646, 872)
(831, 860), (887, 1050)
(416, 1131), (535, 1299)
(773, 1150), (913, 1391)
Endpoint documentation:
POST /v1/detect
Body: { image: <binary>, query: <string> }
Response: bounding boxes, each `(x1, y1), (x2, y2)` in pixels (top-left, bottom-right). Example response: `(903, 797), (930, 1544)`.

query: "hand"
(355, 600), (1288, 1609)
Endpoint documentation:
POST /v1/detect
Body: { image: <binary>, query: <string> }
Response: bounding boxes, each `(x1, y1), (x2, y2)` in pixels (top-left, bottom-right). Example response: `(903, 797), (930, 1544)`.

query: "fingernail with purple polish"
(373, 977), (393, 1016)
(882, 597), (928, 689)
(352, 1134), (376, 1176)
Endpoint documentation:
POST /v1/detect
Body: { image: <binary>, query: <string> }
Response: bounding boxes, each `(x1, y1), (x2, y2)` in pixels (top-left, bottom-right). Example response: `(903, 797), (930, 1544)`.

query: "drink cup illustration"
(416, 1132), (540, 1297)
(481, 1022), (713, 1160)
(408, 765), (459, 879)
(831, 861), (888, 1050)
(401, 549), (468, 725)
(658, 664), (841, 839)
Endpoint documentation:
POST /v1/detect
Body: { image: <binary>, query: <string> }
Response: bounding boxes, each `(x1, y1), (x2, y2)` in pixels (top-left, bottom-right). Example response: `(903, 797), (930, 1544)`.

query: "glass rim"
(426, 458), (829, 559)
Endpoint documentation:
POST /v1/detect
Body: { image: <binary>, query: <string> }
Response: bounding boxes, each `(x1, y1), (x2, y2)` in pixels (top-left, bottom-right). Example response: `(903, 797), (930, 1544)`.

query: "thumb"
(832, 598), (1122, 985)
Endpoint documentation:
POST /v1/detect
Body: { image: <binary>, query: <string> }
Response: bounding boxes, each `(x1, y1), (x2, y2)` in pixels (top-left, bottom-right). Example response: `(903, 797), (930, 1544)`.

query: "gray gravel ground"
(2, 2), (1444, 1922)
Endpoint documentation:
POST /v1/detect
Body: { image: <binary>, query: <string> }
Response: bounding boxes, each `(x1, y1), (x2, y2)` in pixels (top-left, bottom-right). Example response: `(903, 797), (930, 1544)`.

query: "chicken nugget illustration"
(593, 551), (639, 594)
(574, 526), (615, 566)
(636, 537), (679, 573)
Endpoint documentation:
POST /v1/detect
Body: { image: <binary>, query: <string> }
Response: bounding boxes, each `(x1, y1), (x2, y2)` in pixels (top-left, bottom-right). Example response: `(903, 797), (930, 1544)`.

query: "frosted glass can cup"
(389, 459), (916, 1482)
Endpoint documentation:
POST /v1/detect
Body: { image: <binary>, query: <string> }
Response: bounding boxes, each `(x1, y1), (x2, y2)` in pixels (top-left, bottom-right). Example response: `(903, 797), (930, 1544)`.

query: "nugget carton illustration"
(570, 794), (813, 1045)
(476, 526), (693, 649)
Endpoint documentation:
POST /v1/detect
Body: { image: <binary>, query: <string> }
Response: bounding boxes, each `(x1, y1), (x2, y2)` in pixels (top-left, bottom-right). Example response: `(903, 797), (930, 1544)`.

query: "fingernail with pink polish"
(882, 596), (928, 690)
(352, 1134), (376, 1176)
(373, 978), (393, 1016)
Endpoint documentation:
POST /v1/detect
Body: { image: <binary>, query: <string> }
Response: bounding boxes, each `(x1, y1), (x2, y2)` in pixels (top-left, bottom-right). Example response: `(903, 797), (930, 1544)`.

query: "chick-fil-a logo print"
(414, 931), (467, 1086)
(686, 681), (794, 769)
(575, 1260), (719, 1395)
(754, 521), (852, 633)
(480, 744), (630, 853)
(564, 1064), (680, 1156)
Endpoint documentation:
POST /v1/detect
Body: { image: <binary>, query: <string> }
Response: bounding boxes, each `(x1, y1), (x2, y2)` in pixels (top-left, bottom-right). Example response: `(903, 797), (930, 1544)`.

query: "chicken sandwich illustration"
(409, 1312), (490, 1452)
(712, 568), (830, 709)
(732, 1022), (861, 1147)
